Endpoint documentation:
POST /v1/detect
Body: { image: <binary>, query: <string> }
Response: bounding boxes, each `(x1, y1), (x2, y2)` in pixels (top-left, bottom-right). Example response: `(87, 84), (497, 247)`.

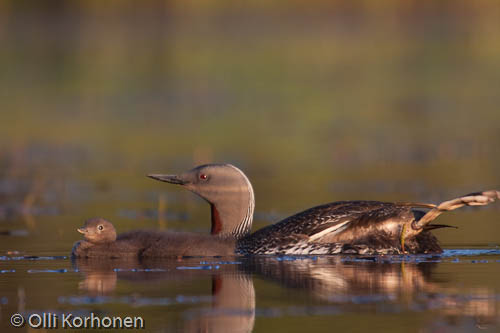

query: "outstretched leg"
(412, 190), (500, 230)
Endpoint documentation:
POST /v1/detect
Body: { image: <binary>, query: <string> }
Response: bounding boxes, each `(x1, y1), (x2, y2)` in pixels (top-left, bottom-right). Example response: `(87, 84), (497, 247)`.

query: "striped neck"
(210, 165), (255, 239)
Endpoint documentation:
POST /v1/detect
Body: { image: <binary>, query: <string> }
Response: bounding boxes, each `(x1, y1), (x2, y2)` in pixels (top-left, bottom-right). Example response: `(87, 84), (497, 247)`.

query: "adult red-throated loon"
(148, 164), (499, 255)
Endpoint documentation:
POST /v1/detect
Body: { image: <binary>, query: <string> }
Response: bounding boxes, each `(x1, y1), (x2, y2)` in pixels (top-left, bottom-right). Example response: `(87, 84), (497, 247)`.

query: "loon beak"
(148, 174), (188, 185)
(77, 227), (87, 234)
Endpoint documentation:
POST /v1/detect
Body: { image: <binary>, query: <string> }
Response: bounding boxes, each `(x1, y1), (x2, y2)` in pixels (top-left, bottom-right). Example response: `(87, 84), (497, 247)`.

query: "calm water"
(1, 250), (500, 332)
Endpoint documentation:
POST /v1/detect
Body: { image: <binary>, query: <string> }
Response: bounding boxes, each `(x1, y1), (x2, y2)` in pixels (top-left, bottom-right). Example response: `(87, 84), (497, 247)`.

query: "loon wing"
(264, 201), (402, 241)
(286, 202), (436, 243)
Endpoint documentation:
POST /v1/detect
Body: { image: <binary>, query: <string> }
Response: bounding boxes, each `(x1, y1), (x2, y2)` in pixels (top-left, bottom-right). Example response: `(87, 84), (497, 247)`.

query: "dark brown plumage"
(72, 218), (236, 258)
(236, 201), (442, 255)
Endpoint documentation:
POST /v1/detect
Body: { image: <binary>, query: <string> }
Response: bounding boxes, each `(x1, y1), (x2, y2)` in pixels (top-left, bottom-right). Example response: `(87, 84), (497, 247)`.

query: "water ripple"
(27, 269), (68, 273)
(0, 255), (68, 261)
(113, 268), (168, 272)
(176, 265), (220, 270)
(442, 249), (500, 256)
(58, 294), (213, 307)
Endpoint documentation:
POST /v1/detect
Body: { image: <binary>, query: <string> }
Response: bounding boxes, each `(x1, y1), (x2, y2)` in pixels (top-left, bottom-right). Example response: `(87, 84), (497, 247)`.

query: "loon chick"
(149, 164), (499, 255)
(72, 217), (236, 258)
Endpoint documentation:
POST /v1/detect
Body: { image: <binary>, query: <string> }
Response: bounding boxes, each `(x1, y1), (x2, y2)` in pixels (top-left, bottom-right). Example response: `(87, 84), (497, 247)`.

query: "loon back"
(237, 190), (500, 255)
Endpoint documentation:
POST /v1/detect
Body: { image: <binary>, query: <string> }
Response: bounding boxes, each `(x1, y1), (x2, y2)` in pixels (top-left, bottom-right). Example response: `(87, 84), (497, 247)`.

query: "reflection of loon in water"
(72, 257), (255, 333)
(245, 256), (499, 328)
(149, 164), (499, 255)
(245, 256), (436, 299)
(72, 256), (499, 331)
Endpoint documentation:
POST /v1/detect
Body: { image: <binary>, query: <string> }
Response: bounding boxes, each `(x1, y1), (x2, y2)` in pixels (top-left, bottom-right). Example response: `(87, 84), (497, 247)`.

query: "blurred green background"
(0, 0), (499, 251)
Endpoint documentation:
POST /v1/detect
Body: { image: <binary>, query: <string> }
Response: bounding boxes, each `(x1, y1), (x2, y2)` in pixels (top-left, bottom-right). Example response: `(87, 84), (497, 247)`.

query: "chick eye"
(98, 225), (104, 231)
(199, 174), (207, 180)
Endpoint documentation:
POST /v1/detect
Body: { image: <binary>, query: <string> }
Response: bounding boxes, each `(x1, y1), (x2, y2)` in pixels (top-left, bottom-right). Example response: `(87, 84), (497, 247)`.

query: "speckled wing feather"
(238, 200), (417, 254)
(253, 201), (402, 239)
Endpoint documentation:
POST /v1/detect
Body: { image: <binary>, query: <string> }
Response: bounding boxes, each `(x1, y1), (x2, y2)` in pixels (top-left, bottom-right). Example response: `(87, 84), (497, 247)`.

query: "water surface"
(1, 248), (500, 332)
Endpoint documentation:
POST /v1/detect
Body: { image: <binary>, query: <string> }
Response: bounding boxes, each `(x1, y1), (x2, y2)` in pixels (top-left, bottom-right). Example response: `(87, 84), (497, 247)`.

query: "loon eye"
(199, 174), (207, 180)
(98, 225), (104, 231)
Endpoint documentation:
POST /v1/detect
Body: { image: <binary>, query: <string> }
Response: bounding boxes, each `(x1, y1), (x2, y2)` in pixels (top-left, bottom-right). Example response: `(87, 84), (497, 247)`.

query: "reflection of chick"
(72, 218), (236, 258)
(78, 270), (117, 295)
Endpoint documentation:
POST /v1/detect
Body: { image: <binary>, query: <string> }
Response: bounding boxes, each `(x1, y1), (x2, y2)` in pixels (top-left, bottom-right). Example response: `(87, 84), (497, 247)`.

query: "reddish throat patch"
(211, 204), (223, 235)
